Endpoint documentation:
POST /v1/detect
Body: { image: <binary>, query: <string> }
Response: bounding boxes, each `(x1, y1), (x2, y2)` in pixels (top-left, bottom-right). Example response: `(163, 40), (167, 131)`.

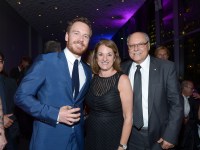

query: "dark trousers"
(128, 126), (178, 150)
(128, 127), (151, 150)
(177, 121), (200, 150)
(128, 127), (175, 150)
(5, 128), (19, 150)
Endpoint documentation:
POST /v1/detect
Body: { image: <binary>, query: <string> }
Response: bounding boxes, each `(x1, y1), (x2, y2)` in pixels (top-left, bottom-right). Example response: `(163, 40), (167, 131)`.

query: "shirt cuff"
(56, 115), (59, 124)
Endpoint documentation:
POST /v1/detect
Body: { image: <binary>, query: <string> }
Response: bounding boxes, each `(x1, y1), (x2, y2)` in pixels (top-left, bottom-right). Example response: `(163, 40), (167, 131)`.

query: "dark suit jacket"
(0, 74), (19, 142)
(15, 52), (92, 150)
(121, 56), (184, 148)
(188, 97), (200, 121)
(9, 67), (20, 82)
(0, 74), (17, 113)
(180, 97), (200, 149)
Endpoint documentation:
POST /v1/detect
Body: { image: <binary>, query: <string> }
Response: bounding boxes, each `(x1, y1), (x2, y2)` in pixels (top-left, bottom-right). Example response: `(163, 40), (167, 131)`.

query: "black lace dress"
(85, 72), (124, 150)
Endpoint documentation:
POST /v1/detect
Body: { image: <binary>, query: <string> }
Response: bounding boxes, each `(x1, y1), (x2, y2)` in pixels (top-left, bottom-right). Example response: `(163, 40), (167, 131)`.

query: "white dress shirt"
(64, 48), (86, 93)
(182, 95), (190, 117)
(57, 48), (86, 123)
(129, 55), (150, 128)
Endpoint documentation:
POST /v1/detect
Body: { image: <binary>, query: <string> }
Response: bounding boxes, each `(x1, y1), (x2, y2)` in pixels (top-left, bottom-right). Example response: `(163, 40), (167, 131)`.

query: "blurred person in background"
(154, 46), (170, 60)
(0, 52), (19, 150)
(43, 40), (61, 54)
(9, 56), (33, 150)
(9, 56), (32, 85)
(179, 80), (200, 150)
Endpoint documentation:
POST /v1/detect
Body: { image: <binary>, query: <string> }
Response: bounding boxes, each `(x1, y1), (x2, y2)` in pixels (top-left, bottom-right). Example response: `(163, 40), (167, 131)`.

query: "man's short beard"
(67, 44), (88, 56)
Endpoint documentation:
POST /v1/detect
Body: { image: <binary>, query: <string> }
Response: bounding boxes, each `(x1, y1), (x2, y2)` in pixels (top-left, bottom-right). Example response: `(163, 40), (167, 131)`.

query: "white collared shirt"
(129, 55), (150, 127)
(64, 48), (86, 92)
(57, 48), (86, 123)
(182, 95), (190, 117)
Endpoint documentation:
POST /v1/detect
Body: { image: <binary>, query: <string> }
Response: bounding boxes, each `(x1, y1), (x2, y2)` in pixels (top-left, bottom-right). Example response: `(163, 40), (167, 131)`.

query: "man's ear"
(65, 33), (69, 42)
(148, 42), (150, 51)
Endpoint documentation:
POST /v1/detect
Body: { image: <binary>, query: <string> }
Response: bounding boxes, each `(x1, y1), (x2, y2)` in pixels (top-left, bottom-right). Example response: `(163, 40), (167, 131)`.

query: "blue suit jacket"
(15, 52), (92, 150)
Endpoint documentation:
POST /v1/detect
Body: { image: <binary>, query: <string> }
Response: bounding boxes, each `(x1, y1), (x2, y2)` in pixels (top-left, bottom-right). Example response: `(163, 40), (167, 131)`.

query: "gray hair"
(127, 32), (150, 44)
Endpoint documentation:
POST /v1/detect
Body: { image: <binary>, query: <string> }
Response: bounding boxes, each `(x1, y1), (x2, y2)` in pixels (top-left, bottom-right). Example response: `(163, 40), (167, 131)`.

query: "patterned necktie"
(133, 65), (144, 129)
(72, 59), (79, 99)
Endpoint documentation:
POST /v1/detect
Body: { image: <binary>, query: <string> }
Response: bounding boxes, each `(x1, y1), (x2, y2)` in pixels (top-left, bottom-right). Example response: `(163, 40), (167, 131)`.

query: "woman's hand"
(0, 129), (7, 150)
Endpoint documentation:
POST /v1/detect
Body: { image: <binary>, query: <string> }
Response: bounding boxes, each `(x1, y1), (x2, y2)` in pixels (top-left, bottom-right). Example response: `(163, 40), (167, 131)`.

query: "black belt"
(141, 127), (148, 132)
(133, 126), (148, 131)
(141, 127), (148, 130)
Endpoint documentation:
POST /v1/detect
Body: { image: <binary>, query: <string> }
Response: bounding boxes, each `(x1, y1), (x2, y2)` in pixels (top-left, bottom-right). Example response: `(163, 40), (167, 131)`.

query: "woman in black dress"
(85, 39), (133, 150)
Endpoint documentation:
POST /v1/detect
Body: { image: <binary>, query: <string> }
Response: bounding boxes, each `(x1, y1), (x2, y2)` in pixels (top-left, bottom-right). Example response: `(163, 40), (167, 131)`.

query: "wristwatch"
(119, 144), (127, 149)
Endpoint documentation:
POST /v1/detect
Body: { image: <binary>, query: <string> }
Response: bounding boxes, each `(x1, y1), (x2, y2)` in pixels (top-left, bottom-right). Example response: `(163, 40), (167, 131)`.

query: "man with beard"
(121, 32), (183, 150)
(14, 17), (92, 150)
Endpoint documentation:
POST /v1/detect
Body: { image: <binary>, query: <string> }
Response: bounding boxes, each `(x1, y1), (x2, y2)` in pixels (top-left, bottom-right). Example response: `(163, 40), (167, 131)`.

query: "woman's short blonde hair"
(154, 46), (170, 57)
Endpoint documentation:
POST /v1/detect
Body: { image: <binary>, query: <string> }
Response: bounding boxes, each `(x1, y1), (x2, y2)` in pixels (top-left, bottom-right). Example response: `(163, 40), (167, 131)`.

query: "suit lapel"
(75, 61), (91, 102)
(122, 60), (133, 75)
(148, 57), (159, 117)
(58, 52), (73, 100)
(124, 58), (158, 117)
(58, 52), (92, 102)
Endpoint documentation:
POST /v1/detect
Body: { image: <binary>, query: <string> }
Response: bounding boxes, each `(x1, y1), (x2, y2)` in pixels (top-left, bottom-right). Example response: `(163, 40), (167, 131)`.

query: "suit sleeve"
(14, 55), (59, 126)
(162, 62), (184, 144)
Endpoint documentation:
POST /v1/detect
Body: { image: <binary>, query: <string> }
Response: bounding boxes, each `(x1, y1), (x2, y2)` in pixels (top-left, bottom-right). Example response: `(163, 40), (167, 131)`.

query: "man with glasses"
(121, 32), (183, 150)
(178, 80), (200, 149)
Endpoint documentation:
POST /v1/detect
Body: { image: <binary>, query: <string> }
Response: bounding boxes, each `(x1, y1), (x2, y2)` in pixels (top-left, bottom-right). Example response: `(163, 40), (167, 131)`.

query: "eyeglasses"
(128, 41), (148, 49)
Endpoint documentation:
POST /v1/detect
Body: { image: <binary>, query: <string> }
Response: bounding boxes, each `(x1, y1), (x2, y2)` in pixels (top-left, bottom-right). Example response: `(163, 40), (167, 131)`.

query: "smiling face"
(91, 39), (121, 74)
(65, 21), (91, 57)
(96, 45), (115, 72)
(127, 32), (150, 64)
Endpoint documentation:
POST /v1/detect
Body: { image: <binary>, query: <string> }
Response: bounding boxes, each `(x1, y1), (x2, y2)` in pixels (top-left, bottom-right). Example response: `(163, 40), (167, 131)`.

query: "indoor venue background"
(0, 0), (200, 88)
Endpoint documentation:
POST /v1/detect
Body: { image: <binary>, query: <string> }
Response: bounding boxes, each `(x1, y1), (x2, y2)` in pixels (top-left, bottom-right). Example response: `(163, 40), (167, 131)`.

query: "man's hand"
(58, 106), (80, 125)
(3, 114), (14, 128)
(157, 138), (174, 149)
(193, 92), (200, 99)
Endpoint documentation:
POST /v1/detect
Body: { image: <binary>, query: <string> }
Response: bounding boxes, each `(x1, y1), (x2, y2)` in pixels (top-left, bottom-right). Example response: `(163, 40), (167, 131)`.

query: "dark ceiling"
(5, 0), (146, 49)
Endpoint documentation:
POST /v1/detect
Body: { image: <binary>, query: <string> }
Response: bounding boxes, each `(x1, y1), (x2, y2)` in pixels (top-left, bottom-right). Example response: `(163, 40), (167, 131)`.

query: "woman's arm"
(0, 97), (7, 150)
(118, 74), (133, 149)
